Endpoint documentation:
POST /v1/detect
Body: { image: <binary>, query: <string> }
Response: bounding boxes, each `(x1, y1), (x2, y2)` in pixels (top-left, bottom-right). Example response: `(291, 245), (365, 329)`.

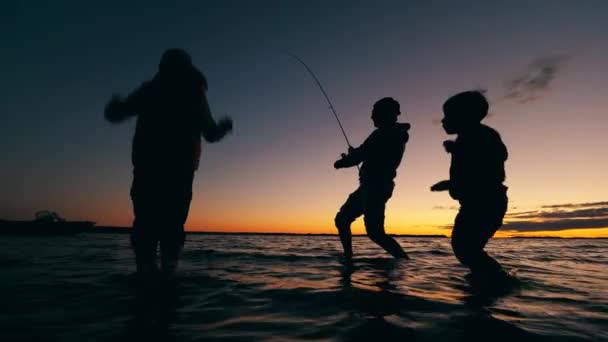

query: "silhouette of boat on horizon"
(0, 211), (95, 236)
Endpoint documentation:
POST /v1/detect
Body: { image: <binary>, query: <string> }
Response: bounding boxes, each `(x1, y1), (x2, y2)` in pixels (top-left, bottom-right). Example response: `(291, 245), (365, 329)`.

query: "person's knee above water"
(430, 90), (509, 277)
(104, 48), (233, 275)
(334, 97), (410, 259)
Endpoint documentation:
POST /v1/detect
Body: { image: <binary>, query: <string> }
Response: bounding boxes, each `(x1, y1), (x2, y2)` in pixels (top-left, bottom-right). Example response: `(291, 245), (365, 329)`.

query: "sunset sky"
(1, 1), (607, 237)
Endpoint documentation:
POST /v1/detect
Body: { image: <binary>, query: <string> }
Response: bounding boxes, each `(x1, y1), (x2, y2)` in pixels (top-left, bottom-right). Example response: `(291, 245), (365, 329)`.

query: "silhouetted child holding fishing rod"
(431, 91), (509, 283)
(334, 98), (410, 260)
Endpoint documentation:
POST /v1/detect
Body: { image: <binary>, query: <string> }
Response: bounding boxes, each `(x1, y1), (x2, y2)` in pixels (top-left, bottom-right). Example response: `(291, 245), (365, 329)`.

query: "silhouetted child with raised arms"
(104, 49), (232, 276)
(431, 91), (509, 282)
(334, 97), (410, 260)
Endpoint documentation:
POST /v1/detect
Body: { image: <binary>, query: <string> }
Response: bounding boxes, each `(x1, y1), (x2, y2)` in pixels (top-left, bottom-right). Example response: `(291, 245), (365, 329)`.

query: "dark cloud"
(507, 207), (608, 220)
(437, 201), (608, 232)
(541, 201), (608, 209)
(432, 206), (459, 210)
(502, 201), (608, 232)
(502, 55), (568, 104)
(502, 218), (608, 231)
(506, 210), (540, 218)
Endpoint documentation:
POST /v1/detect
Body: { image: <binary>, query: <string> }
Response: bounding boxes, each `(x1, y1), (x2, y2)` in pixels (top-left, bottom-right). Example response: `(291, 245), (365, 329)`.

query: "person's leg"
(475, 192), (509, 277)
(160, 230), (184, 276)
(451, 209), (471, 267)
(362, 184), (408, 259)
(160, 170), (193, 275)
(131, 212), (158, 275)
(335, 188), (364, 259)
(451, 195), (508, 277)
(159, 206), (189, 275)
(131, 173), (160, 275)
(131, 228), (158, 275)
(454, 235), (503, 276)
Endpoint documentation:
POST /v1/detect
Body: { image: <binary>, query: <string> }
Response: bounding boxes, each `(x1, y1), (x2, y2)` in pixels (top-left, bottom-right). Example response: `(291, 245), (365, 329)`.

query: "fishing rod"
(286, 52), (354, 149)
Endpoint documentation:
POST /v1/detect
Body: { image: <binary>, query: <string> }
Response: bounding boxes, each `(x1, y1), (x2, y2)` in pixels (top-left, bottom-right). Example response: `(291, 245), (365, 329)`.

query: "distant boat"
(0, 211), (95, 236)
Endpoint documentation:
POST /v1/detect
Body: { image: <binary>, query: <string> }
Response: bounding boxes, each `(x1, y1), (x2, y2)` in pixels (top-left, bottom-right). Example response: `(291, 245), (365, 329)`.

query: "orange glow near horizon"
(177, 219), (608, 238)
(181, 226), (608, 238)
(180, 224), (608, 238)
(89, 194), (608, 238)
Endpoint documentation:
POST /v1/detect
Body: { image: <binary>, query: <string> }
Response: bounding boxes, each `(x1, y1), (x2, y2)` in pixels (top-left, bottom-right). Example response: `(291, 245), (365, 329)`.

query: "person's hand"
(104, 94), (125, 122)
(334, 154), (347, 169)
(443, 140), (456, 153)
(430, 180), (450, 192)
(218, 117), (233, 133)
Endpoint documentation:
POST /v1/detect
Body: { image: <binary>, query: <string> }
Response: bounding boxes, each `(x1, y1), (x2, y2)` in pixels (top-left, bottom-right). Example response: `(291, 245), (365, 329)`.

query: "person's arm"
(334, 131), (377, 169)
(430, 140), (456, 191)
(104, 83), (149, 123)
(104, 95), (134, 123)
(430, 180), (450, 192)
(334, 145), (366, 169)
(443, 140), (457, 153)
(198, 93), (233, 143)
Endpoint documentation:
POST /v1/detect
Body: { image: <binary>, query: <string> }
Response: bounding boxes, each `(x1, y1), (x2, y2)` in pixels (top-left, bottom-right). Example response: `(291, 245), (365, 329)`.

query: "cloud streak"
(503, 201), (608, 232)
(502, 55), (568, 104)
(432, 205), (459, 211)
(437, 201), (608, 232)
(502, 218), (608, 231)
(540, 201), (608, 209)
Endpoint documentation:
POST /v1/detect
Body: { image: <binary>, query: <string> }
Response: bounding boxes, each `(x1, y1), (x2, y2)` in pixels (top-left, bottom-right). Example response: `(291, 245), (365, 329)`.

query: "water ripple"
(0, 234), (606, 341)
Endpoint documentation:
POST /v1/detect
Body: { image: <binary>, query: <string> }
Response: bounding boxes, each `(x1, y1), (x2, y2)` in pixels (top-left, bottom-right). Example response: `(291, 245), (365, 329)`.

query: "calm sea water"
(0, 233), (606, 342)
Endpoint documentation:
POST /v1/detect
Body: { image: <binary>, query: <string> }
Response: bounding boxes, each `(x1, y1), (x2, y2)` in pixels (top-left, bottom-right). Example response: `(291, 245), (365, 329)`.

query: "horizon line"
(91, 226), (608, 239)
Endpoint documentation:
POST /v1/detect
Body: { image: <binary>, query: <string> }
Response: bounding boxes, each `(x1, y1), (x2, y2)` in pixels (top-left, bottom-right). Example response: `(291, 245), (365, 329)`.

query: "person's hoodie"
(336, 123), (411, 186)
(448, 123), (508, 202)
(105, 66), (230, 171)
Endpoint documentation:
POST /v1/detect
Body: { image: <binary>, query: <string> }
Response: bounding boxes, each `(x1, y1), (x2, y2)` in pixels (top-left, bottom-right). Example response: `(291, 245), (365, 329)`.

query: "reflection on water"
(0, 234), (606, 341)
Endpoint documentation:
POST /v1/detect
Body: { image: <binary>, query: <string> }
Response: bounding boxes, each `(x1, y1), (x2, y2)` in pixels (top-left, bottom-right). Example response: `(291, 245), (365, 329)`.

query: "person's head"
(441, 91), (488, 134)
(157, 48), (208, 90)
(372, 97), (401, 128)
(159, 48), (193, 75)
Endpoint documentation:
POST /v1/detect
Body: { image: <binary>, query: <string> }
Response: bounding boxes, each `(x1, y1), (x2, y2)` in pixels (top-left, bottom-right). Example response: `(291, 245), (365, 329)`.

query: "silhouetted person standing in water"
(431, 91), (508, 281)
(104, 49), (232, 276)
(334, 98), (410, 260)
